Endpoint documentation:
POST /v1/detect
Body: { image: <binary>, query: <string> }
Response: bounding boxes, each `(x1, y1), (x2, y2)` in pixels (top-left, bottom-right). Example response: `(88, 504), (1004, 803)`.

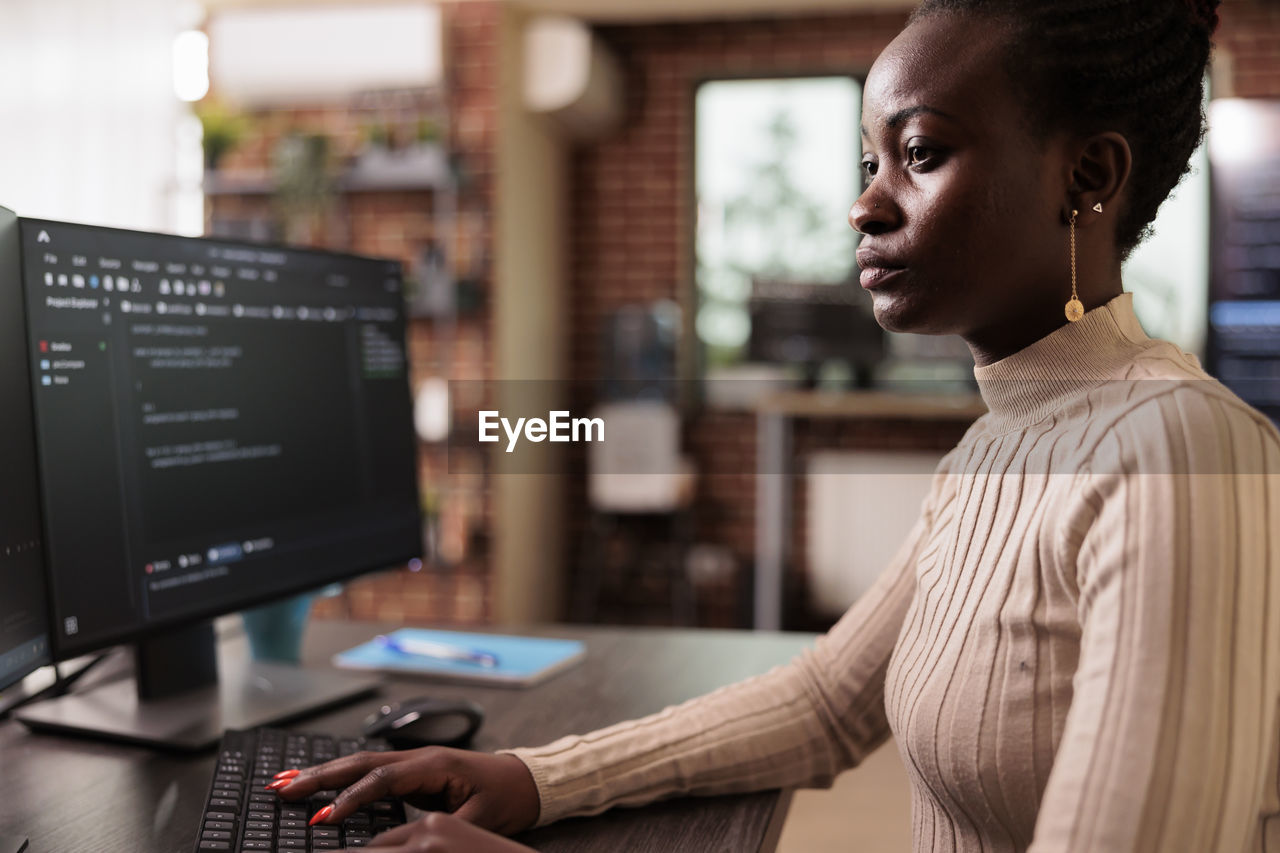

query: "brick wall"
(333, 0), (502, 626)
(206, 1), (501, 626)
(1219, 0), (1280, 97)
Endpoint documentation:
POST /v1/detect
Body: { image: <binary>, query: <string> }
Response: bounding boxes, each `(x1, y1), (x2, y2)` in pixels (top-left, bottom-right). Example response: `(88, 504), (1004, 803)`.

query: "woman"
(273, 0), (1280, 849)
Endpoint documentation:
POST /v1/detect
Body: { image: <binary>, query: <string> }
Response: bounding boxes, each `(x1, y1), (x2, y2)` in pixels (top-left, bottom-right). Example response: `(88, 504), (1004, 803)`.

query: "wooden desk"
(0, 620), (814, 852)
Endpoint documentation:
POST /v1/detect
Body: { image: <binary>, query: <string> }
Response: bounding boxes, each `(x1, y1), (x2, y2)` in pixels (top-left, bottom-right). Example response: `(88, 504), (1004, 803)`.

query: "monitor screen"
(19, 219), (421, 658)
(0, 209), (51, 689)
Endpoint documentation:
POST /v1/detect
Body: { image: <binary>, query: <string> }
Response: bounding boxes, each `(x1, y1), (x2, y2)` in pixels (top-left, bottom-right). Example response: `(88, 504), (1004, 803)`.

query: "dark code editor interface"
(21, 220), (420, 656)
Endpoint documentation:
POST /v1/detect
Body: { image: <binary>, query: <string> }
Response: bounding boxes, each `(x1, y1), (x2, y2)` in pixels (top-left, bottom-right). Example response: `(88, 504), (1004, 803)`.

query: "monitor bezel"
(17, 217), (423, 662)
(0, 206), (53, 688)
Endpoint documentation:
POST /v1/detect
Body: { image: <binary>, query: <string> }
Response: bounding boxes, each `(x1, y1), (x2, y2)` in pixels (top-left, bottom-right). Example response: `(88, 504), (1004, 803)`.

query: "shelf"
(203, 146), (453, 196)
(203, 171), (275, 196)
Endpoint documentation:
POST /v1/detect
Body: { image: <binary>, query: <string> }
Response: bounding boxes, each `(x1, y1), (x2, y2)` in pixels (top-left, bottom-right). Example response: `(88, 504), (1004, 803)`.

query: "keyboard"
(194, 727), (407, 851)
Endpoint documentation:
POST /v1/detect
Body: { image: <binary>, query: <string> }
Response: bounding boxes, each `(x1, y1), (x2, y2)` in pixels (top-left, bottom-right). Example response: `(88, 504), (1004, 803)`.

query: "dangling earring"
(1065, 209), (1084, 323)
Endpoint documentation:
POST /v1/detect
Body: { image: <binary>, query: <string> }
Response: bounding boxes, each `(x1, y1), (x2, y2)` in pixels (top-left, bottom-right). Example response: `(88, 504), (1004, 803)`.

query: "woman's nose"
(849, 188), (898, 236)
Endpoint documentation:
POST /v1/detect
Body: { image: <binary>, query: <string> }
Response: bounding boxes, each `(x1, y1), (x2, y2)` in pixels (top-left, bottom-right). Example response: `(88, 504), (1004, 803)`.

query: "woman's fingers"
(267, 747), (535, 836)
(320, 760), (454, 825)
(273, 749), (406, 801)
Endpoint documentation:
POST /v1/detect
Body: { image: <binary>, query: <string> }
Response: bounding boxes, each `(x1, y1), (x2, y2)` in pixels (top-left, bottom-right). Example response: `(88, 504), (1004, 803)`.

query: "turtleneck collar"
(973, 292), (1151, 427)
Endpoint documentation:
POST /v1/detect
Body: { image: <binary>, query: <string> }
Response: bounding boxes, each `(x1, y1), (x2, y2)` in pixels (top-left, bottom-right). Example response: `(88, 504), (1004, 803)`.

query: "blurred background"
(3, 1), (1278, 847)
(3, 0), (1279, 636)
(3, 0), (1278, 638)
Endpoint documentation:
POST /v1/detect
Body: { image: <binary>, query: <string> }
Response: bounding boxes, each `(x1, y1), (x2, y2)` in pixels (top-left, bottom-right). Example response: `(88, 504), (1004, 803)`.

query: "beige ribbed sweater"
(508, 294), (1280, 852)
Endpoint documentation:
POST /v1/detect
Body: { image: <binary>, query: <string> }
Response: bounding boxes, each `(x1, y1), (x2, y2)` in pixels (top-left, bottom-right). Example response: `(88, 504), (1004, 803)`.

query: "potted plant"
(271, 131), (335, 245)
(195, 101), (248, 172)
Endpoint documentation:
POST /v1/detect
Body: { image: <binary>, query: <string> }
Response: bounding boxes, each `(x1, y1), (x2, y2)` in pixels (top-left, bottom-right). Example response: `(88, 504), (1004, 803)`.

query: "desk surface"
(0, 620), (814, 853)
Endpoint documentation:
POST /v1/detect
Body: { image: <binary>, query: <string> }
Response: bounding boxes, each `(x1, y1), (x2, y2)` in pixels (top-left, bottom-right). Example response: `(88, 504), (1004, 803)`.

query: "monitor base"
(13, 656), (381, 751)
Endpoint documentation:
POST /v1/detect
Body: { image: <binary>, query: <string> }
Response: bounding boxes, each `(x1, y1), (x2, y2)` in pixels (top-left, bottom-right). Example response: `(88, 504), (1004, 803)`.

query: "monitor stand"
(13, 621), (382, 751)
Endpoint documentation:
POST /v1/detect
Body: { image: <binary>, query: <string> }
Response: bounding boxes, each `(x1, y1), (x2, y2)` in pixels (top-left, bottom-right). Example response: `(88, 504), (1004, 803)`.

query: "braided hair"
(909, 0), (1221, 258)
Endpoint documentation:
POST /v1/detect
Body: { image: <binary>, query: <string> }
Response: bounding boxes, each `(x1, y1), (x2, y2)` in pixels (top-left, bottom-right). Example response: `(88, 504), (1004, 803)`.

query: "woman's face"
(852, 13), (1071, 343)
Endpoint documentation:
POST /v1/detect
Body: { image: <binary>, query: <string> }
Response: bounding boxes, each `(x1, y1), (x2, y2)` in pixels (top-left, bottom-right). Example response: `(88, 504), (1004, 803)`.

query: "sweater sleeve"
(1029, 390), (1280, 852)
(504, 462), (952, 827)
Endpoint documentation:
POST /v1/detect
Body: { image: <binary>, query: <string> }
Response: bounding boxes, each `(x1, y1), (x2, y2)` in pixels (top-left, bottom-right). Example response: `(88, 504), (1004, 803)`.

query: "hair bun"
(1186, 0), (1221, 36)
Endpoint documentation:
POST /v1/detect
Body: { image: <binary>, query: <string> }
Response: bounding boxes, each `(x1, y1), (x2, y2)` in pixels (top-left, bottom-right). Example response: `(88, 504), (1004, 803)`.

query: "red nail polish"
(274, 769), (301, 780)
(265, 779), (291, 791)
(309, 805), (333, 826)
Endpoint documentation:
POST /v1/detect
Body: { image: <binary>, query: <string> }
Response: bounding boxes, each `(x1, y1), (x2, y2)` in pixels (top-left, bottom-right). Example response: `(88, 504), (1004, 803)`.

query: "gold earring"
(1065, 209), (1084, 322)
(1092, 202), (1103, 213)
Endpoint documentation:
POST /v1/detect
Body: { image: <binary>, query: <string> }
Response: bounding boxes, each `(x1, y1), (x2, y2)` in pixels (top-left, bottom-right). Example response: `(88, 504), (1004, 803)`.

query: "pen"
(375, 634), (500, 668)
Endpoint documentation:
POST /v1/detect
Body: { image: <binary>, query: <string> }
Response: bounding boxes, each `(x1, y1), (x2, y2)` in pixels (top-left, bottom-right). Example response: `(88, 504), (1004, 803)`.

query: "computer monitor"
(6, 211), (422, 749)
(747, 278), (885, 387)
(0, 208), (51, 694)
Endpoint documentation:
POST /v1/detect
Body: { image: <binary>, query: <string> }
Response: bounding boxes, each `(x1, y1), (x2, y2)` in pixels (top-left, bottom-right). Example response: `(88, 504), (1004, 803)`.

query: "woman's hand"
(270, 747), (540, 836)
(364, 811), (537, 851)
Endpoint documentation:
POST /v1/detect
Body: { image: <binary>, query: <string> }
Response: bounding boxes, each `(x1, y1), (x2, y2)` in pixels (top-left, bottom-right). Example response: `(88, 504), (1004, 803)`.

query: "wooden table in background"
(753, 389), (987, 630)
(0, 620), (815, 853)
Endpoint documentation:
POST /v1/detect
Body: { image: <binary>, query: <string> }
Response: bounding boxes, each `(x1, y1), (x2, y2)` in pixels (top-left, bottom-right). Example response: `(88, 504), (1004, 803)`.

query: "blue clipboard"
(333, 628), (586, 688)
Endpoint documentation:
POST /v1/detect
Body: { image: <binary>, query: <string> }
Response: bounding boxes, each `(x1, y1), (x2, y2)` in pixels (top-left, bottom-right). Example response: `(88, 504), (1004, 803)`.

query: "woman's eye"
(908, 146), (934, 166)
(860, 160), (877, 181)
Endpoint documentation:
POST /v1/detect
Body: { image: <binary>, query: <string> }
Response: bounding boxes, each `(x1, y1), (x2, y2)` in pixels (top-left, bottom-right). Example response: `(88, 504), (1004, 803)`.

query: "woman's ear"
(1070, 131), (1132, 226)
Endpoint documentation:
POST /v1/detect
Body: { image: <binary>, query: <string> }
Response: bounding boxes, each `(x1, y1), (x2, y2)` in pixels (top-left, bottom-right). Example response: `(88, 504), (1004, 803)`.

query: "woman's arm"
(278, 458), (953, 836)
(1029, 391), (1280, 852)
(506, 462), (952, 827)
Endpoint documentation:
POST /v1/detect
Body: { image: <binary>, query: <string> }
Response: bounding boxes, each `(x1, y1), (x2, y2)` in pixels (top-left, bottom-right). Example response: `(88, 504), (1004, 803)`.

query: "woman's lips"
(859, 266), (905, 289)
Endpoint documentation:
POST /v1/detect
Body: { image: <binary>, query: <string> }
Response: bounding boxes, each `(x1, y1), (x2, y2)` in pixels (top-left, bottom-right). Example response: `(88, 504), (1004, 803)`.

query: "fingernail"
(265, 779), (292, 791)
(309, 805), (333, 826)
(273, 769), (301, 780)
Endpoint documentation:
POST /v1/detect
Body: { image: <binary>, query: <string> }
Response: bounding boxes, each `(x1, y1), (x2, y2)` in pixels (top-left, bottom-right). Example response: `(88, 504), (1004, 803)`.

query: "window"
(1123, 86), (1211, 358)
(694, 77), (862, 369)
